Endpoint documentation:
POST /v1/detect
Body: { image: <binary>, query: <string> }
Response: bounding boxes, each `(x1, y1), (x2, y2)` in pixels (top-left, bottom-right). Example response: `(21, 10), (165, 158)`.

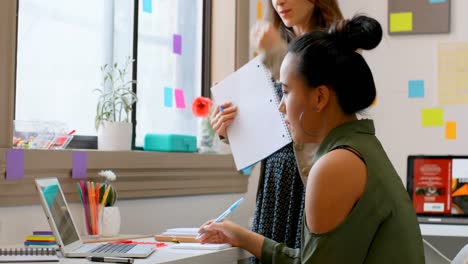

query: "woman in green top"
(199, 15), (425, 263)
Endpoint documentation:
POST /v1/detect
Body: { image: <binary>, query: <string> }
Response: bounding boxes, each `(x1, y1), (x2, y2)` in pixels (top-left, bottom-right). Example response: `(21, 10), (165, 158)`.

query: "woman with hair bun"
(199, 15), (425, 264)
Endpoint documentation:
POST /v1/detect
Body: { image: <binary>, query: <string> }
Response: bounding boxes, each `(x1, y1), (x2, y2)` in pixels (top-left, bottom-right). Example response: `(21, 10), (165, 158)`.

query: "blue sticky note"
(429, 0), (446, 4)
(6, 149), (24, 180)
(408, 80), (424, 98)
(72, 152), (87, 179)
(164, 87), (173, 107)
(143, 0), (152, 13)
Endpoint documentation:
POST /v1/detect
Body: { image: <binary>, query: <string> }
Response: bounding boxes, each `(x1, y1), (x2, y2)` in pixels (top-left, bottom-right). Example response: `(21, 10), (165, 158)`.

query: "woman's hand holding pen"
(250, 20), (282, 51)
(198, 219), (243, 246)
(198, 219), (265, 259)
(211, 102), (237, 138)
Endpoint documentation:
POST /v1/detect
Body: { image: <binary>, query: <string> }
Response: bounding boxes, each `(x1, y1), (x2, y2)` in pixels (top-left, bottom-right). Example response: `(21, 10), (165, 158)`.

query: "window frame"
(0, 0), (250, 206)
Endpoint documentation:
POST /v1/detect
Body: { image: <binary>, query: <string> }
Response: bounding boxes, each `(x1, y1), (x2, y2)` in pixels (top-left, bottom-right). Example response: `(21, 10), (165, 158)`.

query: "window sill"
(0, 148), (246, 206)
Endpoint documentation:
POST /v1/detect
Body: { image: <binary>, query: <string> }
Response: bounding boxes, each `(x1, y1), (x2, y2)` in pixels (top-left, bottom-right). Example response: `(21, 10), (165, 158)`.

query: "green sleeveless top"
(261, 119), (425, 264)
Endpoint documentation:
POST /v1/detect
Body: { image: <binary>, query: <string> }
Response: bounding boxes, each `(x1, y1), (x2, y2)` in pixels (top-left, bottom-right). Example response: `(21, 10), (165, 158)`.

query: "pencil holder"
(82, 206), (103, 237)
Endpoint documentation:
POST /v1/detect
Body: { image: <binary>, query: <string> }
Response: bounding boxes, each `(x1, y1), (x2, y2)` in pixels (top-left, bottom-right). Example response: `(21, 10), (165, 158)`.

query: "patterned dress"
(250, 85), (305, 264)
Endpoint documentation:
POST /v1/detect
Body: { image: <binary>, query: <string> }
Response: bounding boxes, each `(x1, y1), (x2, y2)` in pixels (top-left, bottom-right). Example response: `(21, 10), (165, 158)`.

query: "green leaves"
(95, 56), (137, 130)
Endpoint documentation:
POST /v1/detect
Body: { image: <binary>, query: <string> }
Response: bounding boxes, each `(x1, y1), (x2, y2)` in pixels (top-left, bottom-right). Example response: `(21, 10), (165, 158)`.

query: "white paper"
(211, 57), (291, 170)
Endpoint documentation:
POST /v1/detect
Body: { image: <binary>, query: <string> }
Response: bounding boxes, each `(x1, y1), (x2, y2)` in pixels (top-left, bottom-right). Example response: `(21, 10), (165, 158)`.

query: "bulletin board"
(388, 0), (450, 35)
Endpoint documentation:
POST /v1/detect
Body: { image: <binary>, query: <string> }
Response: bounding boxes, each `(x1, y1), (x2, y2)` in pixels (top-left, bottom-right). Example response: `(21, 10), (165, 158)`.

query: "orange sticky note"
(257, 1), (263, 20)
(445, 121), (456, 140)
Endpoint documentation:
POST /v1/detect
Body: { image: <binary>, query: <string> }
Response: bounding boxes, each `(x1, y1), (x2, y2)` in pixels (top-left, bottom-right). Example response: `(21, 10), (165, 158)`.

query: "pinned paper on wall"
(438, 42), (468, 105)
(143, 0), (152, 14)
(390, 12), (413, 33)
(174, 89), (186, 109)
(6, 149), (24, 180)
(445, 121), (457, 140)
(72, 152), (87, 179)
(173, 34), (182, 55)
(408, 80), (425, 98)
(388, 0), (450, 34)
(164, 87), (173, 107)
(257, 1), (263, 20)
(421, 108), (444, 127)
(429, 0), (447, 4)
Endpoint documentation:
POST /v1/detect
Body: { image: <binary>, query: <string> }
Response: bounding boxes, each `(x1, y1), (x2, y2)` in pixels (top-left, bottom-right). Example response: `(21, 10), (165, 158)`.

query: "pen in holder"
(77, 181), (104, 237)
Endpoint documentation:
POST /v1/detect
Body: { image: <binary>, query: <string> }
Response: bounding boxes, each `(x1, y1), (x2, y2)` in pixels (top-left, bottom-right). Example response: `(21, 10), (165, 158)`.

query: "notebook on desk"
(34, 178), (155, 258)
(211, 56), (292, 170)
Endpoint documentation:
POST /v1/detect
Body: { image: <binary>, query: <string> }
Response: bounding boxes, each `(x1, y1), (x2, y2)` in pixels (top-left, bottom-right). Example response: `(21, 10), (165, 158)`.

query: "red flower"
(192, 96), (213, 118)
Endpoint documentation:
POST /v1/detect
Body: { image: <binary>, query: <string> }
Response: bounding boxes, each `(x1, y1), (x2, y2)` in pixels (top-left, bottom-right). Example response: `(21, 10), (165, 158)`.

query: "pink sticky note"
(174, 89), (186, 109)
(173, 34), (182, 55)
(6, 149), (24, 180)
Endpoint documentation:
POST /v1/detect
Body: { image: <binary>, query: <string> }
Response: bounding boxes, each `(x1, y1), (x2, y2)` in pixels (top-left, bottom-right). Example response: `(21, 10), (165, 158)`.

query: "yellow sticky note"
(257, 1), (263, 20)
(445, 121), (457, 140)
(390, 12), (413, 32)
(372, 97), (377, 106)
(422, 108), (444, 127)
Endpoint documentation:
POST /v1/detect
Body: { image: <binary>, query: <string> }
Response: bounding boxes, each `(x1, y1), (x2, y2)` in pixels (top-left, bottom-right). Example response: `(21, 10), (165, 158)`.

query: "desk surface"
(1, 243), (252, 264)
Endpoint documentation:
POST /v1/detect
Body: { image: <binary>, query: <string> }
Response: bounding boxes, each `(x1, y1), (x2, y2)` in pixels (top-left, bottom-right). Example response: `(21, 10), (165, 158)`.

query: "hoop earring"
(299, 111), (315, 137)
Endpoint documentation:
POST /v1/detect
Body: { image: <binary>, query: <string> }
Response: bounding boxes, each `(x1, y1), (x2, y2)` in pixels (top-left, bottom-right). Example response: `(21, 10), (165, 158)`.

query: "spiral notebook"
(0, 248), (59, 262)
(211, 56), (292, 170)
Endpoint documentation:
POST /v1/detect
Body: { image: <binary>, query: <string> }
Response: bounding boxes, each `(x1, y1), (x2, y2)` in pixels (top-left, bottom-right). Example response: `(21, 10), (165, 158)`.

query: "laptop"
(35, 177), (155, 258)
(407, 155), (468, 225)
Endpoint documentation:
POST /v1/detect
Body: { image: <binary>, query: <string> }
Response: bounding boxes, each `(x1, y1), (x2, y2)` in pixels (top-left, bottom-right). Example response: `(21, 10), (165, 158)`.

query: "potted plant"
(94, 57), (137, 150)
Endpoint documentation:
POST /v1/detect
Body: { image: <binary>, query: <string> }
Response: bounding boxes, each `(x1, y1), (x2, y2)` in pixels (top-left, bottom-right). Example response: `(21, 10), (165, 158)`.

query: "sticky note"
(164, 87), (173, 107)
(422, 108), (444, 127)
(372, 97), (377, 106)
(429, 0), (446, 3)
(445, 121), (456, 140)
(173, 34), (182, 55)
(174, 89), (186, 109)
(408, 80), (425, 98)
(72, 152), (87, 179)
(390, 12), (413, 32)
(143, 0), (152, 13)
(6, 149), (24, 180)
(257, 1), (263, 20)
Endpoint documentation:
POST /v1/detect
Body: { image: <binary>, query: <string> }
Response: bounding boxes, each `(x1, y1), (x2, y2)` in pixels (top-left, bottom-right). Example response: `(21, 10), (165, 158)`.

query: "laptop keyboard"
(89, 244), (136, 254)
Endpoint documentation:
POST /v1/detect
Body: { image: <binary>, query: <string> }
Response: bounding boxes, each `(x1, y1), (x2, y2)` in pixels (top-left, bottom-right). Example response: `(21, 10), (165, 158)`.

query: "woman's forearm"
(238, 229), (265, 259)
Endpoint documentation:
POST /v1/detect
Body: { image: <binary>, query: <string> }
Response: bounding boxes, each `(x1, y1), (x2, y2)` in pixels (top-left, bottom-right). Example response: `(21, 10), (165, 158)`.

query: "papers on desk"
(162, 228), (199, 236)
(171, 243), (231, 250)
(155, 228), (200, 243)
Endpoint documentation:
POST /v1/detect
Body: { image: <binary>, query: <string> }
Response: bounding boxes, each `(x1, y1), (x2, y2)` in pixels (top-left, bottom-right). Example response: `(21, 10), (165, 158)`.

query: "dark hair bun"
(329, 15), (382, 51)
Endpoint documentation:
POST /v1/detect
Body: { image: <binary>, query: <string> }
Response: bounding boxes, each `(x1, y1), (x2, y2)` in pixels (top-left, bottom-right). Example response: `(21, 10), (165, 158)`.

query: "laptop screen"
(407, 156), (468, 218)
(36, 178), (81, 246)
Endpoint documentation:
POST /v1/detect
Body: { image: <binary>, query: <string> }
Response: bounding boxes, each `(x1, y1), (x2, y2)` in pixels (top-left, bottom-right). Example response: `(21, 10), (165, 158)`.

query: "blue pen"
(196, 197), (244, 239)
(219, 106), (223, 112)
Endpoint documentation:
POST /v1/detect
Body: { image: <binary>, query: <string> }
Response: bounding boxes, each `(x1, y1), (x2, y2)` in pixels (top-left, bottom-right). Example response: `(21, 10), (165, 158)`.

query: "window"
(16, 0), (134, 136)
(135, 0), (205, 147)
(15, 0), (209, 147)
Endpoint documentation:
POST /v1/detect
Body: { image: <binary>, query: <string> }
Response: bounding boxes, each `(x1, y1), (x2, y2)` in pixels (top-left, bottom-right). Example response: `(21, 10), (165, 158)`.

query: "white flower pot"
(101, 206), (121, 237)
(97, 121), (132, 150)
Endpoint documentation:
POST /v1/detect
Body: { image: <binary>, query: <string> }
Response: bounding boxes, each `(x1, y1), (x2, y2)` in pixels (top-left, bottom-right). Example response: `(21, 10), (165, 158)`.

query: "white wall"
(0, 165), (260, 244)
(337, 0), (468, 182)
